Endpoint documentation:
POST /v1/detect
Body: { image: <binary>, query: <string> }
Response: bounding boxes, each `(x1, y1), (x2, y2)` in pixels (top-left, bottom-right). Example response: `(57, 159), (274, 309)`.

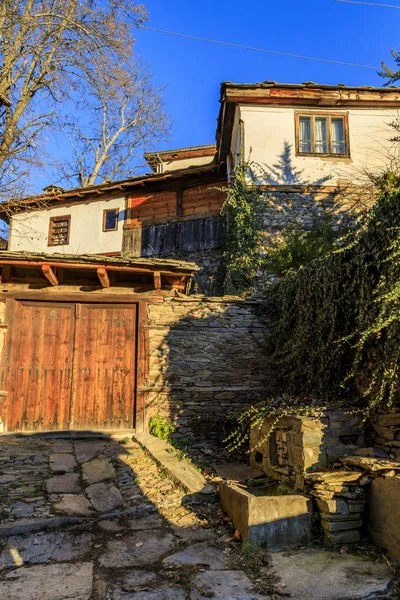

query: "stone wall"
(143, 297), (275, 437)
(250, 409), (365, 490)
(369, 406), (400, 459)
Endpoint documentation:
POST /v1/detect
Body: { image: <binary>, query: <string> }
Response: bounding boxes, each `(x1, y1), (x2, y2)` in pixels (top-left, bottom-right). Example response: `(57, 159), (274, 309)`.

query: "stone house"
(0, 80), (399, 436)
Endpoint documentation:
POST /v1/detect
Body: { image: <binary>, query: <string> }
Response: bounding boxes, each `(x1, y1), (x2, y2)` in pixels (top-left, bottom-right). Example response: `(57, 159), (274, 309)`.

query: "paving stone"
(86, 482), (125, 513)
(170, 524), (217, 542)
(191, 570), (263, 600)
(10, 502), (35, 518)
(115, 584), (186, 599)
(0, 531), (93, 568)
(270, 550), (392, 600)
(50, 453), (77, 473)
(51, 442), (74, 453)
(163, 542), (229, 569)
(97, 519), (125, 533)
(82, 458), (116, 485)
(95, 571), (159, 600)
(52, 494), (94, 516)
(0, 561), (93, 600)
(74, 442), (107, 464)
(99, 532), (175, 568)
(46, 473), (81, 494)
(127, 514), (165, 531)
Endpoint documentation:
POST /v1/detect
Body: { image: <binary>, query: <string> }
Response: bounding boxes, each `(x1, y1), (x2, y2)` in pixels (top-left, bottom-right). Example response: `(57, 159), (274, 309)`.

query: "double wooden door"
(0, 300), (137, 431)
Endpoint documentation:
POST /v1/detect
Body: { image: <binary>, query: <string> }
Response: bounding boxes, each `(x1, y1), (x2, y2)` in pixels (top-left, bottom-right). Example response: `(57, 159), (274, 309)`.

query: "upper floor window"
(296, 113), (349, 157)
(103, 208), (119, 232)
(48, 215), (70, 246)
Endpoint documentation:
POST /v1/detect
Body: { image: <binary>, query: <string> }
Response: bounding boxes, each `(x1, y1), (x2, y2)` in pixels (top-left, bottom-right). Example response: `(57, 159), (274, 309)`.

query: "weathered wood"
(153, 271), (161, 290)
(97, 267), (110, 288)
(41, 264), (59, 286)
(70, 304), (137, 430)
(0, 287), (165, 303)
(135, 302), (148, 432)
(1, 266), (11, 282)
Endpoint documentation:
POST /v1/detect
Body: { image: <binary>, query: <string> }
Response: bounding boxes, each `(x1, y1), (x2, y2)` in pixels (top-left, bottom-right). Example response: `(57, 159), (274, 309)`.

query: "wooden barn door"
(1, 301), (76, 431)
(0, 300), (137, 432)
(70, 304), (137, 430)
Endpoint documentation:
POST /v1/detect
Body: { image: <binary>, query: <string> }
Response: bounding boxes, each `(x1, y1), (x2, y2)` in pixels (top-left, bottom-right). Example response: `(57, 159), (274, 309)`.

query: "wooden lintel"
(153, 271), (161, 290)
(41, 264), (59, 286)
(97, 267), (110, 288)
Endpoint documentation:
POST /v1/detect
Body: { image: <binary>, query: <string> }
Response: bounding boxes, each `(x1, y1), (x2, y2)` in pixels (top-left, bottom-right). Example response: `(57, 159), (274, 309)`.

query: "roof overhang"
(144, 145), (216, 172)
(0, 251), (199, 296)
(216, 80), (400, 163)
(0, 163), (225, 220)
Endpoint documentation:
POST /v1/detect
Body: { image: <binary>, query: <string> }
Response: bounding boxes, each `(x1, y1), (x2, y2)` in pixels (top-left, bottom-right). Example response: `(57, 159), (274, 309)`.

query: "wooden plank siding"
(122, 181), (225, 258)
(122, 215), (223, 257)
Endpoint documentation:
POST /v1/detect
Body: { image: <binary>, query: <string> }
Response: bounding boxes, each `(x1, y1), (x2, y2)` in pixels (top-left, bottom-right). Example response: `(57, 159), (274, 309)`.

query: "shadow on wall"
(264, 141), (332, 187)
(144, 299), (276, 442)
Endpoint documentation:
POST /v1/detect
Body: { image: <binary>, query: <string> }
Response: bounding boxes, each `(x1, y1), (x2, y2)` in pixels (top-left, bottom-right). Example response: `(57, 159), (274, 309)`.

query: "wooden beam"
(153, 271), (161, 290)
(1, 265), (11, 282)
(41, 265), (59, 286)
(97, 267), (110, 288)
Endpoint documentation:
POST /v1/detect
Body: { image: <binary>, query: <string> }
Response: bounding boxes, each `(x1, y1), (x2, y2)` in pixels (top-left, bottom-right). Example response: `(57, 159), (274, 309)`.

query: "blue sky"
(134, 0), (396, 150)
(32, 0), (397, 190)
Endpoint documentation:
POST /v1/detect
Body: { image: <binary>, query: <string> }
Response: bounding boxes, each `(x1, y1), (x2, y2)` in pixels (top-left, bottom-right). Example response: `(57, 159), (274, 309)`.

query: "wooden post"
(153, 271), (161, 290)
(97, 267), (110, 288)
(41, 265), (59, 286)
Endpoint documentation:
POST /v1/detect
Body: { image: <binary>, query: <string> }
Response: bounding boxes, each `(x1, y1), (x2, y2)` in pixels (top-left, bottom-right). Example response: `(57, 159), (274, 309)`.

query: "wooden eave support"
(97, 267), (110, 288)
(153, 271), (161, 290)
(41, 264), (59, 286)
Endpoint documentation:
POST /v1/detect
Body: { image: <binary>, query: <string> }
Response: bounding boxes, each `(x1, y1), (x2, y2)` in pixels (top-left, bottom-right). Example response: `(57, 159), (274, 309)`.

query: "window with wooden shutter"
(48, 215), (71, 246)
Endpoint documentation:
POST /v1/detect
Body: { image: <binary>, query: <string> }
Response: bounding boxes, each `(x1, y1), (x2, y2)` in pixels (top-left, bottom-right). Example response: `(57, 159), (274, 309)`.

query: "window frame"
(102, 208), (119, 232)
(48, 215), (71, 247)
(295, 111), (350, 158)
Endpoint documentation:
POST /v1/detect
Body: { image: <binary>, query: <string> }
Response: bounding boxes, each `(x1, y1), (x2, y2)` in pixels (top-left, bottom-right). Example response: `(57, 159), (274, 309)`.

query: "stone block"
(377, 413), (400, 427)
(373, 423), (396, 441)
(219, 481), (313, 550)
(366, 476), (400, 559)
(315, 499), (349, 514)
(321, 518), (362, 532)
(324, 529), (361, 546)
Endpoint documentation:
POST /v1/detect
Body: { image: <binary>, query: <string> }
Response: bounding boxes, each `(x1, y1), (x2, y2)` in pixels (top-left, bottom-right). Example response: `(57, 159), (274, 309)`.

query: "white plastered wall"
(9, 197), (125, 254)
(161, 155), (215, 172)
(233, 104), (400, 185)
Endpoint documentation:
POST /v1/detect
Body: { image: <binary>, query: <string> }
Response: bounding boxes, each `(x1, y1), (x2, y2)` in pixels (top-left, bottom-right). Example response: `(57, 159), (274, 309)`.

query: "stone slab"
(340, 455), (400, 474)
(127, 514), (165, 531)
(0, 562), (93, 600)
(191, 570), (263, 600)
(367, 476), (400, 559)
(212, 463), (264, 482)
(82, 458), (116, 485)
(52, 494), (94, 516)
(46, 473), (80, 494)
(163, 542), (229, 569)
(74, 441), (107, 464)
(115, 585), (186, 600)
(0, 531), (93, 568)
(86, 482), (124, 513)
(270, 550), (391, 600)
(134, 433), (208, 494)
(99, 531), (175, 568)
(0, 516), (86, 538)
(50, 453), (77, 473)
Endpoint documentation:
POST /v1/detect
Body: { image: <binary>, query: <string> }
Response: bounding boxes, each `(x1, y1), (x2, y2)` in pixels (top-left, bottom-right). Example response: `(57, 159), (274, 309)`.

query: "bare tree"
(58, 57), (170, 187)
(0, 0), (162, 199)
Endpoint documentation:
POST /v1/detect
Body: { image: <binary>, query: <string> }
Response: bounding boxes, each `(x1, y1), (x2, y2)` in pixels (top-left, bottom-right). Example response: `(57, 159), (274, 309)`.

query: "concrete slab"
(163, 542), (229, 569)
(270, 550), (392, 600)
(82, 458), (116, 485)
(86, 482), (124, 512)
(191, 570), (263, 600)
(0, 562), (93, 600)
(134, 433), (208, 494)
(99, 532), (175, 568)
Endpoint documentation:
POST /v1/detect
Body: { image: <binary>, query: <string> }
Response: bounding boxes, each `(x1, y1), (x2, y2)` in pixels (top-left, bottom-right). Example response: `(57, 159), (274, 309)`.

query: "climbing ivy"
(218, 161), (265, 296)
(265, 178), (400, 414)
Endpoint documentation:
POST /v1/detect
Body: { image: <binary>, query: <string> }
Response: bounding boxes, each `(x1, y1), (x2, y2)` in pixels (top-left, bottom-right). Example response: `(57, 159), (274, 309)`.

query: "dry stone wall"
(144, 297), (275, 437)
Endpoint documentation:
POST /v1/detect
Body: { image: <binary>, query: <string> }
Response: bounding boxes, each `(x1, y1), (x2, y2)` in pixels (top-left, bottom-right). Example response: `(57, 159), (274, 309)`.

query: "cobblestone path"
(0, 435), (269, 599)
